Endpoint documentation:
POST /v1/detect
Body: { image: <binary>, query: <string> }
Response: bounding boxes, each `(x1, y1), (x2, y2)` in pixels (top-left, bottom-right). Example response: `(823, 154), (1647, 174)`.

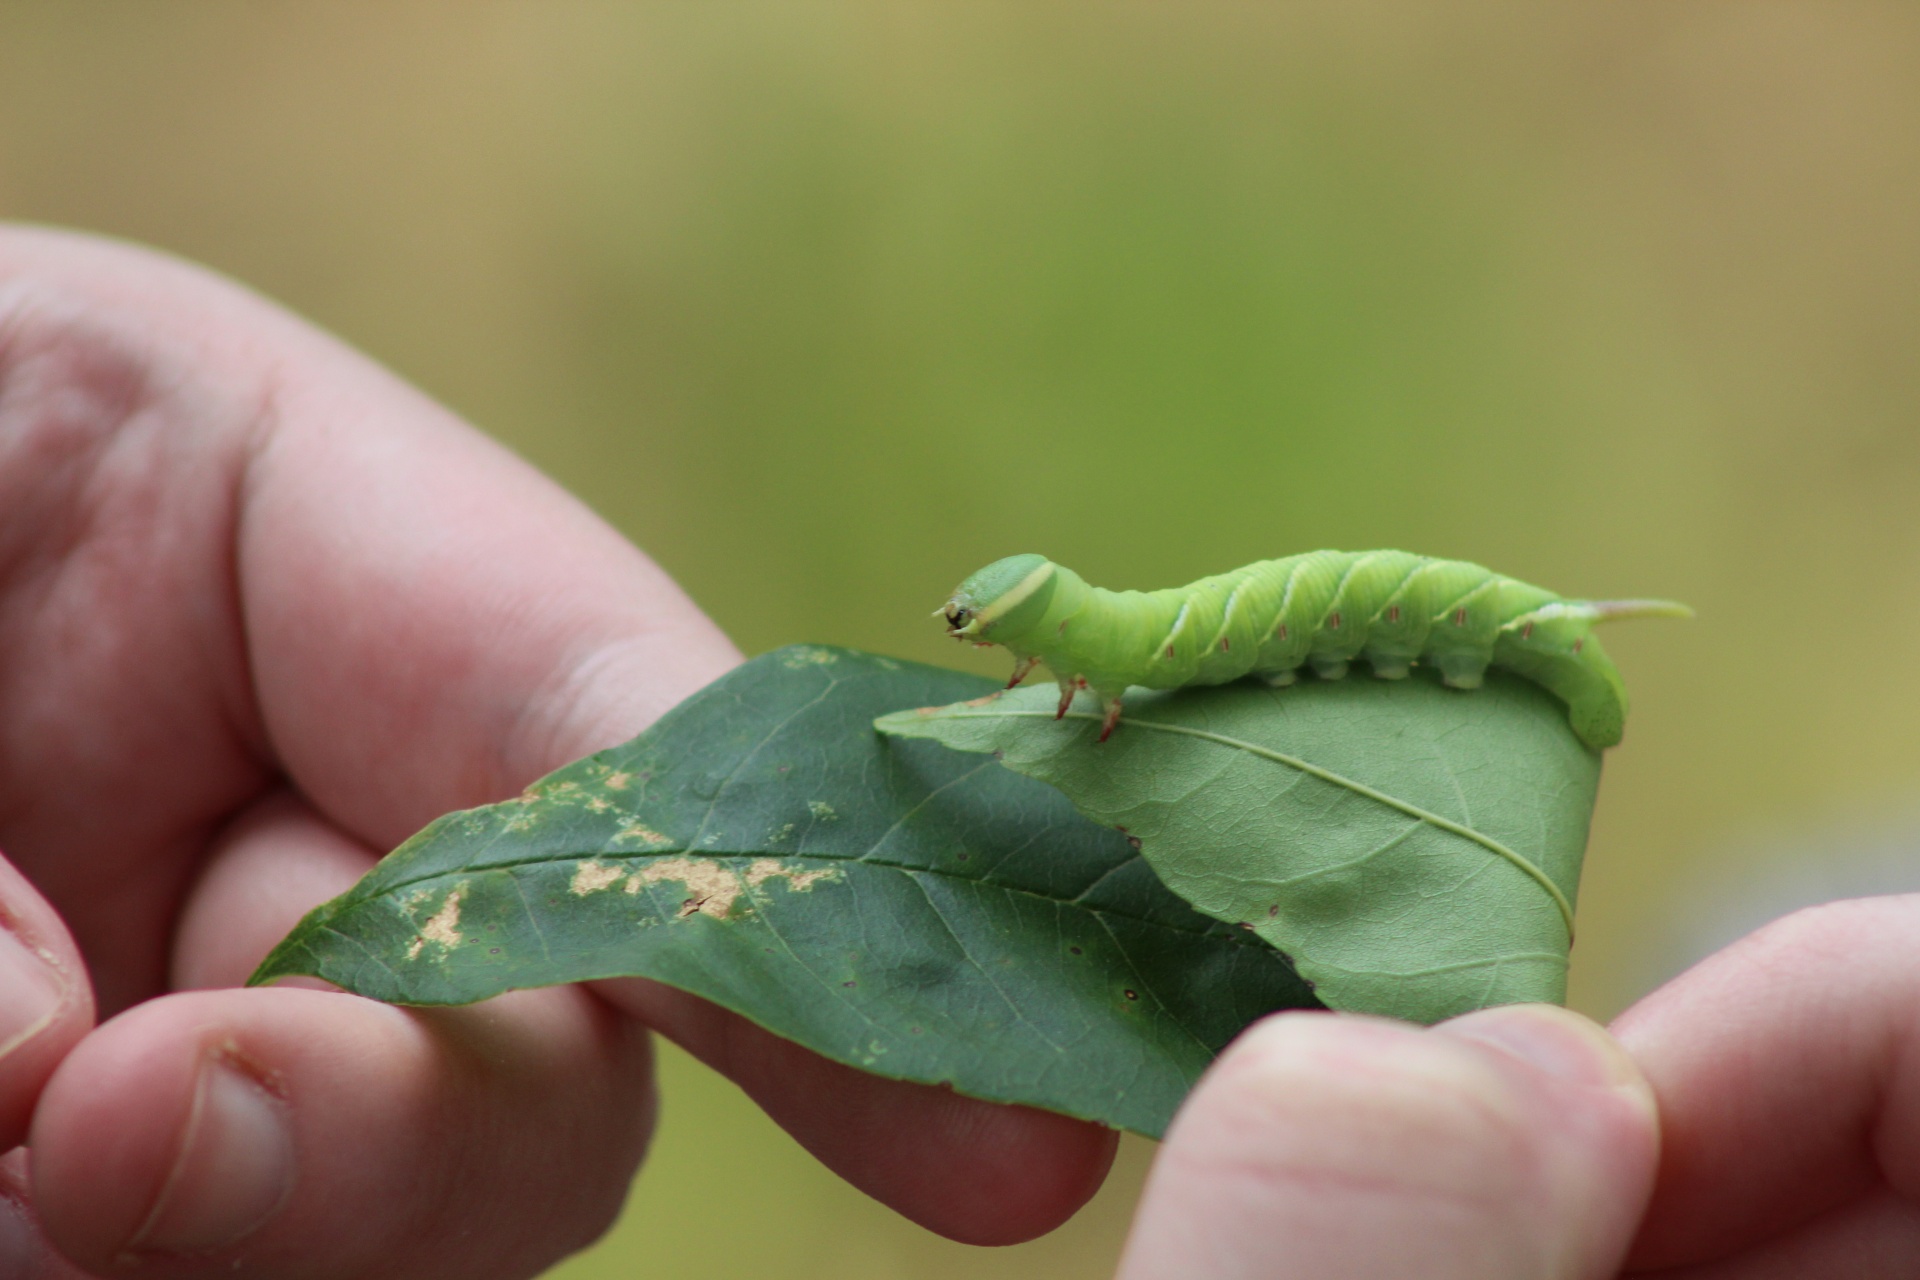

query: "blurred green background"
(6, 2), (1920, 1275)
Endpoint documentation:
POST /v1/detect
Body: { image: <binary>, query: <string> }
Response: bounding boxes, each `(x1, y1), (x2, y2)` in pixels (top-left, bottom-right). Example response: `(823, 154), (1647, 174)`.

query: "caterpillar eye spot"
(1386, 604), (1401, 623)
(1453, 608), (1468, 627)
(1327, 611), (1342, 631)
(1219, 638), (1230, 651)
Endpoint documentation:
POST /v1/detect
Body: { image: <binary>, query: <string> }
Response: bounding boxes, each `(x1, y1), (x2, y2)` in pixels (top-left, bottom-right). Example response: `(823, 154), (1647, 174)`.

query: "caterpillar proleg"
(938, 551), (1689, 749)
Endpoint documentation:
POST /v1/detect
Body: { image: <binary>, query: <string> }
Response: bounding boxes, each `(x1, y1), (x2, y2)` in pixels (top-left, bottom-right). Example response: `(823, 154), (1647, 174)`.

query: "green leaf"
(251, 646), (1316, 1138)
(876, 670), (1600, 1024)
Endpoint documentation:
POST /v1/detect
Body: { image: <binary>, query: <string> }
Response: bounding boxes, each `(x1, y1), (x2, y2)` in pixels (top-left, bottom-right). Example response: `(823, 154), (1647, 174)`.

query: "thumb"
(1117, 1005), (1659, 1280)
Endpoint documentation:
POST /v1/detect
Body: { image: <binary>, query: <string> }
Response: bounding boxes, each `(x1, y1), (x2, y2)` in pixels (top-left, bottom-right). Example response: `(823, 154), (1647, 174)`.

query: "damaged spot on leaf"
(629, 856), (746, 919)
(626, 856), (842, 921)
(614, 821), (672, 847)
(745, 858), (837, 893)
(406, 884), (468, 960)
(569, 861), (625, 895)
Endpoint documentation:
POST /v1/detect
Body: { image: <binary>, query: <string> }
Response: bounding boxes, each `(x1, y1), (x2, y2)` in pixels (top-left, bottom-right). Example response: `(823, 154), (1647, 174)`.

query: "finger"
(171, 789), (378, 992)
(1613, 895), (1920, 1271)
(1641, 1187), (1920, 1279)
(31, 985), (652, 1279)
(0, 1150), (97, 1279)
(0, 851), (92, 1150)
(1117, 1006), (1659, 1280)
(595, 976), (1118, 1245)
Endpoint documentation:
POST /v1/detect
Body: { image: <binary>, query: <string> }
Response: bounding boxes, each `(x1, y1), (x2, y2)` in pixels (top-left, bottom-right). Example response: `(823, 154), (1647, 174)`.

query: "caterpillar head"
(940, 554), (1058, 644)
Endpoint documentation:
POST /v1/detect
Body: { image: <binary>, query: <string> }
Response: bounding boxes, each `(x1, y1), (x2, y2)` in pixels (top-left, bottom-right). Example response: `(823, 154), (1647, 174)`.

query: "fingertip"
(0, 854), (93, 1150)
(1119, 1008), (1659, 1280)
(31, 985), (653, 1278)
(595, 978), (1116, 1243)
(29, 995), (223, 1267)
(851, 1089), (1119, 1245)
(1437, 1003), (1660, 1131)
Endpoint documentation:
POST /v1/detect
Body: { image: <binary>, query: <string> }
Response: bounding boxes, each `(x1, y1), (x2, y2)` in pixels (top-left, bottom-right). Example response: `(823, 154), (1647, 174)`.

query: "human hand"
(1118, 895), (1920, 1278)
(0, 226), (1116, 1277)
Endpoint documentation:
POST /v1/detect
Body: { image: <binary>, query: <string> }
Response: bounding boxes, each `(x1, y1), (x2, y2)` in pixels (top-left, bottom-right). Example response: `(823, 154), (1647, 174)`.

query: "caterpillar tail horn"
(1576, 599), (1695, 623)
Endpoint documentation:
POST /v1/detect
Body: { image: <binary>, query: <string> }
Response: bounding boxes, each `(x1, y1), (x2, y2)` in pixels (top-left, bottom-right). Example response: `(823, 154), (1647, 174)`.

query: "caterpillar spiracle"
(938, 551), (1690, 750)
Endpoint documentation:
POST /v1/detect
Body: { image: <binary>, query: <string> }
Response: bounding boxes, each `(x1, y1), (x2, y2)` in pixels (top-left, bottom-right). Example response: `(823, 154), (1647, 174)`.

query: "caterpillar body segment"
(938, 551), (1689, 750)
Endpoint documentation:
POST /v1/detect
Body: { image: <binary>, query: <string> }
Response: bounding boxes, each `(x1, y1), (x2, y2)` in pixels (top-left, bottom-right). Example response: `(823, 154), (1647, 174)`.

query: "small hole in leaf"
(1123, 989), (1138, 1001)
(1069, 946), (1082, 956)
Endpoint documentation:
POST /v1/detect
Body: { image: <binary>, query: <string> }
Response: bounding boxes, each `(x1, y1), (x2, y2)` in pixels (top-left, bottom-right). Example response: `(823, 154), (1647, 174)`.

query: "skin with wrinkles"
(941, 550), (1688, 748)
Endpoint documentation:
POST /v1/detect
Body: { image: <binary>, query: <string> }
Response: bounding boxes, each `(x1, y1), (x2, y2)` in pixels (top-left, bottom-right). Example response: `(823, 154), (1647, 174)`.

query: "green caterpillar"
(939, 551), (1689, 749)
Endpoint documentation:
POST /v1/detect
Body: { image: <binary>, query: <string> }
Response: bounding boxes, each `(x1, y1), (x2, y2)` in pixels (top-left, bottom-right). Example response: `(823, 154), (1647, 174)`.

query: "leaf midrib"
(350, 846), (1282, 950)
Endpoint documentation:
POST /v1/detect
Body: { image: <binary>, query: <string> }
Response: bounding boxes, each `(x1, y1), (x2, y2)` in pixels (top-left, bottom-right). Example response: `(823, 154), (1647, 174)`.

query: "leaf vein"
(945, 709), (1575, 939)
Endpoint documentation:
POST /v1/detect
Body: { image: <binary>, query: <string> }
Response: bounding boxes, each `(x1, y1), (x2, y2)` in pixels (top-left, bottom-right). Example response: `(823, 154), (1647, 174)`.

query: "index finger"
(10, 228), (736, 842)
(1614, 894), (1920, 1270)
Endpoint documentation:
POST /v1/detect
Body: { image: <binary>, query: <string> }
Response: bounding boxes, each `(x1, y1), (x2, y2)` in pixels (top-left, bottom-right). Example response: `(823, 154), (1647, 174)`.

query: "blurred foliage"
(6, 2), (1920, 1276)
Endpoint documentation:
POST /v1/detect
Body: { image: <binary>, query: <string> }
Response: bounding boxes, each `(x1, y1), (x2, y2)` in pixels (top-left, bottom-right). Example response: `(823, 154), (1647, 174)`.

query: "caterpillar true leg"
(1006, 654), (1042, 688)
(1098, 697), (1125, 742)
(1055, 679), (1076, 719)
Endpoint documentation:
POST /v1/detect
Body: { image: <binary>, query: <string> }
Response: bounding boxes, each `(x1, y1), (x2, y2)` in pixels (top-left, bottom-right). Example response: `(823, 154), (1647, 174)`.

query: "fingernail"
(125, 1054), (294, 1257)
(1439, 1004), (1647, 1094)
(0, 923), (65, 1060)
